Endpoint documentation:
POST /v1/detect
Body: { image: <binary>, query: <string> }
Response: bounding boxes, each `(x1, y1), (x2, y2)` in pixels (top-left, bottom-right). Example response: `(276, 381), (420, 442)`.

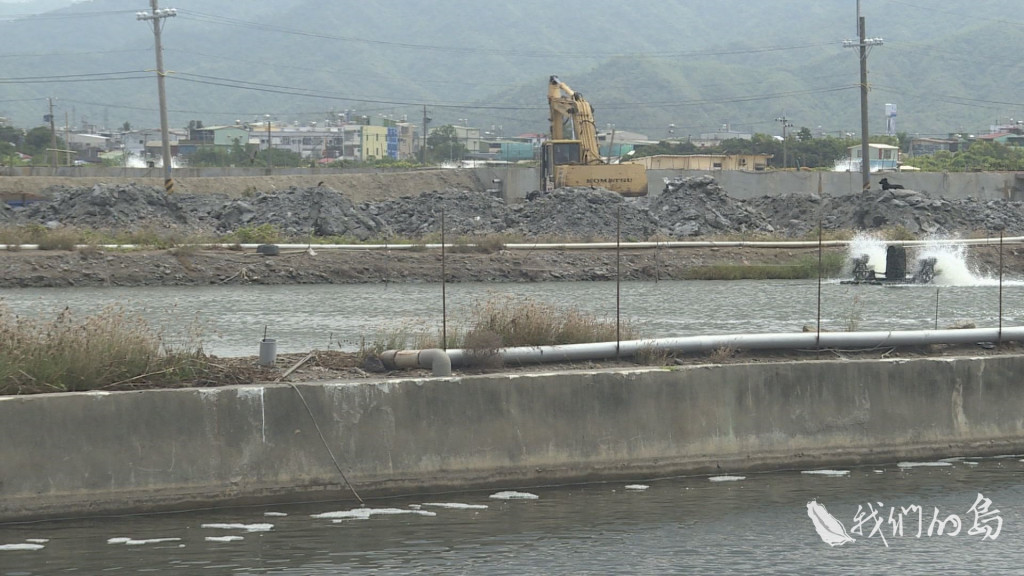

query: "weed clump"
(0, 303), (209, 395)
(361, 294), (634, 361)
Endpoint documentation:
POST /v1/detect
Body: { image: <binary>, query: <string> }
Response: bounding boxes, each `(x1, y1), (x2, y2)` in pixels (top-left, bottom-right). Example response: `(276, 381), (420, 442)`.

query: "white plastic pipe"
(379, 348), (452, 376)
(437, 327), (1024, 368)
(3, 237), (1023, 252)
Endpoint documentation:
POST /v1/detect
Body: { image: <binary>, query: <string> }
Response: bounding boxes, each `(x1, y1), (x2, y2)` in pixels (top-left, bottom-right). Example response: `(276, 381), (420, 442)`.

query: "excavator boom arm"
(548, 75), (603, 165)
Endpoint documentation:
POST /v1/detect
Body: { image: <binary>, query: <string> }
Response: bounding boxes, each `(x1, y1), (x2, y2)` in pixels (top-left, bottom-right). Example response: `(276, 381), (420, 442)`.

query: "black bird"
(879, 177), (904, 190)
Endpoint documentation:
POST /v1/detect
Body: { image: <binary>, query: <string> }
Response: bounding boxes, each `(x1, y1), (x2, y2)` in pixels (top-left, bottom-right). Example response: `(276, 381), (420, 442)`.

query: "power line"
(0, 74), (149, 85)
(884, 0), (1024, 27)
(171, 69), (857, 110)
(0, 9), (137, 21)
(0, 71), (149, 82)
(179, 10), (837, 60)
(0, 49), (149, 60)
(873, 85), (1023, 109)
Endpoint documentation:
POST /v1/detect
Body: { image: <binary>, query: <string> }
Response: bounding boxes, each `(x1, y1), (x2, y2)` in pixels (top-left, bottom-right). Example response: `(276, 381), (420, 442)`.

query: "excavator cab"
(549, 141), (581, 166)
(541, 140), (582, 190)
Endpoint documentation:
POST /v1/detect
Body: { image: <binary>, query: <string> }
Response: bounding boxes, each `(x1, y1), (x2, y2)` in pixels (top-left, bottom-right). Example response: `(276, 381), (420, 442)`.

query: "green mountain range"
(0, 0), (1020, 139)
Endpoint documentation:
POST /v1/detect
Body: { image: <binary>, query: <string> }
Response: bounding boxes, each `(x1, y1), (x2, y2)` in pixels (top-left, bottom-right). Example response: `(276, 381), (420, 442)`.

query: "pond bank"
(4, 353), (1023, 522)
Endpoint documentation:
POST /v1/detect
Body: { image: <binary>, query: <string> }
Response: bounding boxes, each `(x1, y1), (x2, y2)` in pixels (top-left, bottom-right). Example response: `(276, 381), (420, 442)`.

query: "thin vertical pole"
(816, 173), (823, 348)
(48, 97), (57, 171)
(999, 230), (1004, 343)
(150, 0), (174, 193)
(384, 237), (390, 289)
(858, 7), (870, 191)
(616, 205), (621, 359)
(441, 208), (447, 350)
(934, 287), (940, 330)
(654, 240), (660, 283)
(816, 219), (823, 348)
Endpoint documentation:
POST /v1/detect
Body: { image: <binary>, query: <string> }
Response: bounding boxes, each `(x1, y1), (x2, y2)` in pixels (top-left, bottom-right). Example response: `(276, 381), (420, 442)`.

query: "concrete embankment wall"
(2, 166), (1021, 203)
(3, 355), (1024, 522)
(648, 170), (1024, 201)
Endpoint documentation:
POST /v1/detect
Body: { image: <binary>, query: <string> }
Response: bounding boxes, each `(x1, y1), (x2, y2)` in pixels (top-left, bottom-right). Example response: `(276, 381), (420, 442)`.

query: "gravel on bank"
(5, 174), (1024, 241)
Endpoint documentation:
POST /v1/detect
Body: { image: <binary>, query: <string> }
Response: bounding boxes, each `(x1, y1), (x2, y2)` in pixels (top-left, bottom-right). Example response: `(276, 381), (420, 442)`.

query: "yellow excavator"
(541, 75), (648, 196)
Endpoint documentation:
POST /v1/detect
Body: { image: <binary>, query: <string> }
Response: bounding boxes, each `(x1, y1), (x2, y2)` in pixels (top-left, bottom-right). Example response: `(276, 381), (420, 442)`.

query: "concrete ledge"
(3, 355), (1024, 521)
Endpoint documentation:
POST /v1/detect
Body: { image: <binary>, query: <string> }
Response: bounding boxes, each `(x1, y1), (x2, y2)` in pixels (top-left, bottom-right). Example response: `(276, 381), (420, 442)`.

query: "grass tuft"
(0, 303), (209, 394)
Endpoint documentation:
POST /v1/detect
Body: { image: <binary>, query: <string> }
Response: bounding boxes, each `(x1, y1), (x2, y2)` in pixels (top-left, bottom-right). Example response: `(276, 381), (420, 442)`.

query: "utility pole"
(265, 115), (272, 174)
(47, 97), (56, 171)
(844, 0), (882, 191)
(64, 111), (70, 166)
(775, 114), (793, 169)
(137, 1), (177, 194)
(420, 105), (431, 164)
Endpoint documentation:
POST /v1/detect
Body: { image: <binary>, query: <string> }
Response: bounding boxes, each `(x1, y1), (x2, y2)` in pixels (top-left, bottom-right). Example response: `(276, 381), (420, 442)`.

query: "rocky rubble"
(4, 176), (1024, 240)
(511, 187), (658, 240)
(364, 189), (510, 237)
(654, 175), (776, 237)
(19, 183), (196, 232)
(212, 185), (385, 240)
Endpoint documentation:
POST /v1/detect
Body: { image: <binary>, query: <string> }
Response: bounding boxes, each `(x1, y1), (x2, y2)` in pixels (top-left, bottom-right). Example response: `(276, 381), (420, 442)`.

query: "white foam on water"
(489, 491), (540, 500)
(916, 242), (986, 286)
(107, 537), (181, 545)
(311, 508), (437, 521)
(624, 484), (650, 490)
(205, 535), (244, 542)
(263, 512), (287, 517)
(24, 539), (49, 544)
(897, 461), (953, 468)
(421, 502), (489, 510)
(201, 523), (274, 532)
(0, 543), (45, 551)
(708, 475), (745, 482)
(874, 469), (885, 474)
(801, 469), (850, 476)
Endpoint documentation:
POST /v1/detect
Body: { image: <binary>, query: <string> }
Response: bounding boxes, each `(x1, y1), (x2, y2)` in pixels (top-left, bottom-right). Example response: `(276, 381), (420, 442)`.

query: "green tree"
(261, 147), (304, 168)
(425, 124), (465, 163)
(22, 126), (65, 165)
(908, 141), (1024, 172)
(637, 132), (858, 170)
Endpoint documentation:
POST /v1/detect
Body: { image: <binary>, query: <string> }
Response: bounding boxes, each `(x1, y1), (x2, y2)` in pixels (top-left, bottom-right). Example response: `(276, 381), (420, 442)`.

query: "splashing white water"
(847, 234), (891, 275)
(845, 233), (1009, 286)
(916, 242), (983, 286)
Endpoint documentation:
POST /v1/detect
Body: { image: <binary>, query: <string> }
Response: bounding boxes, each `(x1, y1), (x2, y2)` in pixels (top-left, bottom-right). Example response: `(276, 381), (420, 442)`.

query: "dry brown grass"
(465, 294), (634, 347)
(362, 294), (635, 357)
(0, 303), (213, 394)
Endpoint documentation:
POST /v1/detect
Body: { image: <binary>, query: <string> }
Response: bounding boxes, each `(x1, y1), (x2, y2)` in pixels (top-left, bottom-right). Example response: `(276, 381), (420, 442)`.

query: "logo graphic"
(808, 493), (1002, 547)
(807, 500), (856, 547)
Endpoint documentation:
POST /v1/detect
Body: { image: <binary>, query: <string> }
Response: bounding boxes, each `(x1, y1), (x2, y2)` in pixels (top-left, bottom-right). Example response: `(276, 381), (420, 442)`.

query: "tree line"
(3, 121), (1023, 171)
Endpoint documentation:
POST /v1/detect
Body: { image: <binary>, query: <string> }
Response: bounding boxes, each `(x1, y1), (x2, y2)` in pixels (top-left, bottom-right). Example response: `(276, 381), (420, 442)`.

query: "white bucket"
(258, 338), (277, 367)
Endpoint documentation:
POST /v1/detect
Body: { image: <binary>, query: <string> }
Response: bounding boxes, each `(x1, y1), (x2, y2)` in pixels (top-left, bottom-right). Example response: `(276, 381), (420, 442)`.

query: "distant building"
(632, 153), (771, 171)
(835, 143), (900, 172)
(974, 130), (1024, 147)
(908, 137), (961, 157)
(693, 130), (754, 147)
(66, 133), (110, 162)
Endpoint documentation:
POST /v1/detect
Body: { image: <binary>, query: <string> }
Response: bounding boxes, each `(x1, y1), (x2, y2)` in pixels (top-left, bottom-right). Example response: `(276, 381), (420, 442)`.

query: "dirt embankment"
(1, 244), (1020, 290)
(0, 169), (484, 204)
(3, 173), (1024, 288)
